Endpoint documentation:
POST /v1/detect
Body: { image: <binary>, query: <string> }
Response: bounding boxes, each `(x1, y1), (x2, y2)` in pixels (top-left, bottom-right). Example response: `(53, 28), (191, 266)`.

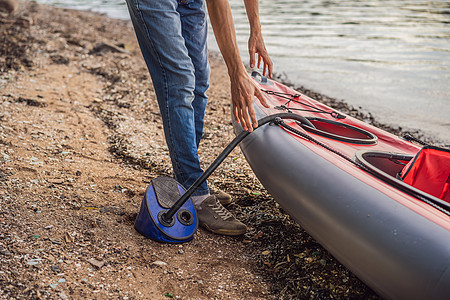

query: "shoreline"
(31, 1), (450, 144)
(28, 0), (444, 145)
(0, 2), (382, 299)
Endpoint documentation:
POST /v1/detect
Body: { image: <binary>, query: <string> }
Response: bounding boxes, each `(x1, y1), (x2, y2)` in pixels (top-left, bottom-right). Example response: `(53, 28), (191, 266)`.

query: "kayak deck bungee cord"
(232, 72), (450, 300)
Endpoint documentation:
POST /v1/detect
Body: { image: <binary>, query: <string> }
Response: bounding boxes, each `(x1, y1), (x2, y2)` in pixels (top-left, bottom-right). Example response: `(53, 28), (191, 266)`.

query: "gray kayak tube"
(233, 105), (450, 300)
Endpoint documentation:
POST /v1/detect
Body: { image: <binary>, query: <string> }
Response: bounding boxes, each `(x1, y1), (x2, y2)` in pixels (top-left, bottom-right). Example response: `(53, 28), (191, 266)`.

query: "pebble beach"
(0, 1), (401, 299)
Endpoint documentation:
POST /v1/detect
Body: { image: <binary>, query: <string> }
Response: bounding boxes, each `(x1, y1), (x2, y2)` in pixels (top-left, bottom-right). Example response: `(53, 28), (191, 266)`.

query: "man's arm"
(206, 0), (270, 132)
(243, 0), (273, 77)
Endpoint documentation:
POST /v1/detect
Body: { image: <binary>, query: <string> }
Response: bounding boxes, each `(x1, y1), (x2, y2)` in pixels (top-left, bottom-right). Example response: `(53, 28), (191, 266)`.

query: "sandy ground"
(0, 1), (384, 299)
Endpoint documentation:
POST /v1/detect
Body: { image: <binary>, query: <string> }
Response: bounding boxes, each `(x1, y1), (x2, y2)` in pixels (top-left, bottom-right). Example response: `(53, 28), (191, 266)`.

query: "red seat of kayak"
(401, 146), (450, 203)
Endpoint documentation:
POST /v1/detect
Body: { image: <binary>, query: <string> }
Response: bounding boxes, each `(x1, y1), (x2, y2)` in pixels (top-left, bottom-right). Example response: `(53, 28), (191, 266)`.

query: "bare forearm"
(243, 0), (272, 76)
(206, 0), (270, 132)
(243, 0), (261, 35)
(206, 0), (246, 77)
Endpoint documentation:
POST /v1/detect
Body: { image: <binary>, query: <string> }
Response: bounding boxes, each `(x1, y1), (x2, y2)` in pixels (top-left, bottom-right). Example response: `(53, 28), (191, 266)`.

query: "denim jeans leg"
(125, 0), (209, 195)
(178, 0), (210, 148)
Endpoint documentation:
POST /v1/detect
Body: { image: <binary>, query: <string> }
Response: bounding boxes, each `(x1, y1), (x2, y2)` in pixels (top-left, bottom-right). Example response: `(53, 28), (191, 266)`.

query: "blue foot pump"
(135, 112), (313, 243)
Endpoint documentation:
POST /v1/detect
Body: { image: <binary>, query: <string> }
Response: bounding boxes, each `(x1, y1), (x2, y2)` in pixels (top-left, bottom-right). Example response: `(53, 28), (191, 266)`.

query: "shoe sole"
(201, 223), (246, 236)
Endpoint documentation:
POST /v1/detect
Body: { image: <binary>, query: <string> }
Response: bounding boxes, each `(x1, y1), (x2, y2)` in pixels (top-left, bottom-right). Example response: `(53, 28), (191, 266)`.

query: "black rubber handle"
(160, 113), (314, 223)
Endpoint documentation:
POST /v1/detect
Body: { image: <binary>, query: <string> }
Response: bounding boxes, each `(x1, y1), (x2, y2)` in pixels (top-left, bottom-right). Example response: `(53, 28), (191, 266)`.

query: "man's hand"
(206, 0), (272, 131)
(244, 0), (273, 78)
(248, 32), (273, 78)
(230, 71), (270, 132)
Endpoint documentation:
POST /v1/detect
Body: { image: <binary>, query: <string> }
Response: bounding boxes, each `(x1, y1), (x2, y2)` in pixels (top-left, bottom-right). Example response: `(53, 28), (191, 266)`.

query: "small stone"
(27, 258), (41, 266)
(90, 42), (131, 55)
(0, 0), (18, 14)
(99, 206), (124, 215)
(51, 265), (61, 273)
(50, 54), (70, 65)
(151, 260), (167, 267)
(87, 258), (104, 269)
(0, 249), (11, 256)
(51, 239), (62, 245)
(64, 232), (74, 243)
(48, 178), (65, 184)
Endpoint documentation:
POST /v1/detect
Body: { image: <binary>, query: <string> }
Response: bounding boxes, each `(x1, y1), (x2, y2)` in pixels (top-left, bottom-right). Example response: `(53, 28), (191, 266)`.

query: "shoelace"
(209, 202), (233, 220)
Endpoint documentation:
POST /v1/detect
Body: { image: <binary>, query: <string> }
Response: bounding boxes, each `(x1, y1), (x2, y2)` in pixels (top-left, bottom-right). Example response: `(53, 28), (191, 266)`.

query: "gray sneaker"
(196, 195), (247, 236)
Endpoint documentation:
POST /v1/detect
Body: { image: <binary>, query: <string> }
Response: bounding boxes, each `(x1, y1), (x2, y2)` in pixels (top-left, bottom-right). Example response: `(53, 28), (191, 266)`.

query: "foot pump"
(134, 113), (314, 243)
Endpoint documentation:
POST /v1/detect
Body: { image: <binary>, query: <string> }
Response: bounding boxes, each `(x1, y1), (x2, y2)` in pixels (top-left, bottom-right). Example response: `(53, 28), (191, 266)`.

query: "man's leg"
(126, 0), (209, 196)
(177, 0), (210, 149)
(126, 0), (246, 235)
(177, 0), (246, 235)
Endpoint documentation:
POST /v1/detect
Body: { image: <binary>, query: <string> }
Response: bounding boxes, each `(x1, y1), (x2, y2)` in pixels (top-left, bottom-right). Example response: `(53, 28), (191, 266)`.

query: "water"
(31, 0), (450, 142)
(33, 0), (128, 19)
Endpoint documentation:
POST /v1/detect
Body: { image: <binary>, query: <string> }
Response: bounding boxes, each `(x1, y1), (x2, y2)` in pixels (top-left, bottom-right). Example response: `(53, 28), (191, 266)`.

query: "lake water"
(32, 0), (450, 142)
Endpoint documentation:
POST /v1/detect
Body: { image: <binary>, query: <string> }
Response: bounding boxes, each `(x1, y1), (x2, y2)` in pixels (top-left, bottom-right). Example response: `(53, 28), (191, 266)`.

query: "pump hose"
(160, 113), (314, 224)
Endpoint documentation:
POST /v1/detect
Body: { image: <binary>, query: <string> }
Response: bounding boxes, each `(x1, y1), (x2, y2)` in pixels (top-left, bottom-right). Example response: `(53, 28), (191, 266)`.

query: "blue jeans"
(126, 0), (210, 195)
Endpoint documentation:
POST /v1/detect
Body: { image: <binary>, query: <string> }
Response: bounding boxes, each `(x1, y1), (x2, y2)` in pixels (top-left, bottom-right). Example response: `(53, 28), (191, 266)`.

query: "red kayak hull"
(233, 75), (450, 299)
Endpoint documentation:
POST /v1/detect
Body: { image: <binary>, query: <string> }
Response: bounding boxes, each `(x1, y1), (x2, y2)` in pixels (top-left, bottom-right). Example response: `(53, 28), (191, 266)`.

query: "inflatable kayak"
(233, 72), (450, 300)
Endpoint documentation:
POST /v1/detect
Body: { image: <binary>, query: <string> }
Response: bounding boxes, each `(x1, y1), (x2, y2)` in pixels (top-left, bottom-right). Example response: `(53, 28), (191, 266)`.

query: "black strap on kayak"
(262, 89), (346, 119)
(403, 134), (429, 146)
(403, 134), (450, 150)
(273, 117), (450, 216)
